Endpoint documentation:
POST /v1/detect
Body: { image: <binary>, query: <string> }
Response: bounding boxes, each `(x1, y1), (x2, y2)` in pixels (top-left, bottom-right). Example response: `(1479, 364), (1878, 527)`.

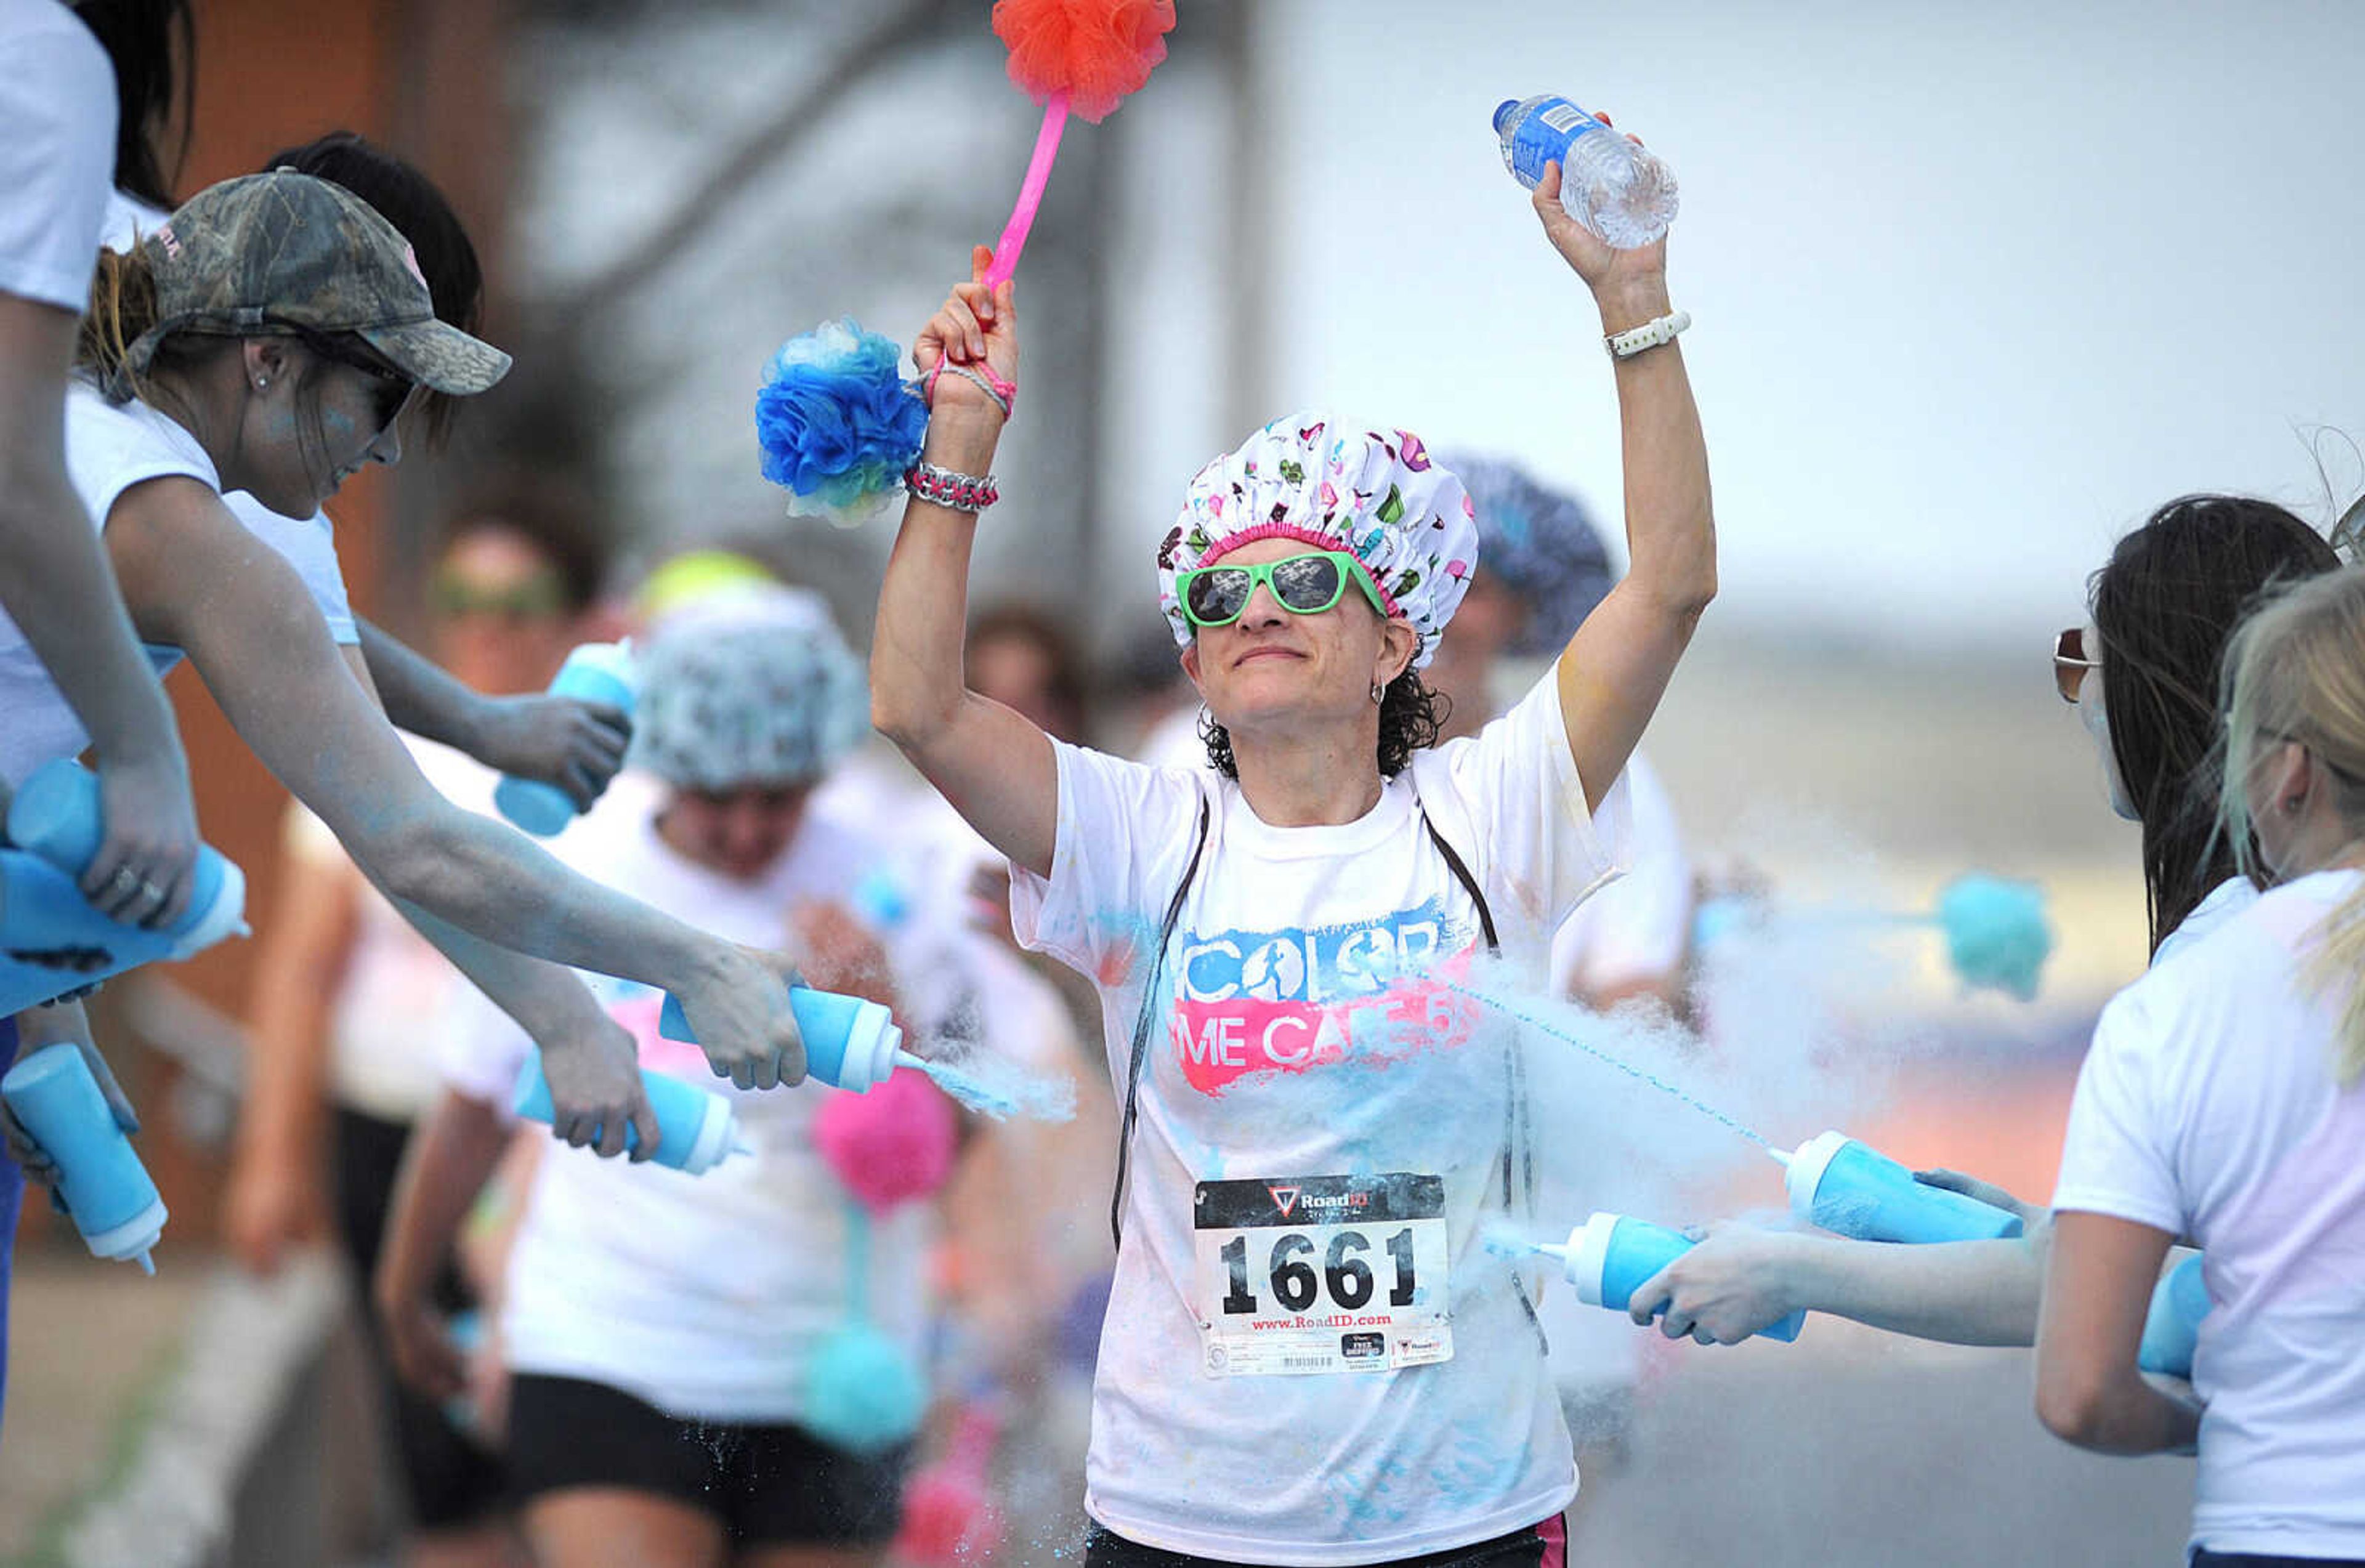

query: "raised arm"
(0, 295), (198, 925)
(357, 617), (630, 813)
(102, 475), (802, 1090)
(1530, 163), (1716, 814)
(870, 246), (1059, 879)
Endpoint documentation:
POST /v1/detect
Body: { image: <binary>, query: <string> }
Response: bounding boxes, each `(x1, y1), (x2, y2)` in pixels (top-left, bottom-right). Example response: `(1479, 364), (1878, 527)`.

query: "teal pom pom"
(756, 318), (929, 527)
(803, 1322), (927, 1453)
(1936, 875), (2053, 1001)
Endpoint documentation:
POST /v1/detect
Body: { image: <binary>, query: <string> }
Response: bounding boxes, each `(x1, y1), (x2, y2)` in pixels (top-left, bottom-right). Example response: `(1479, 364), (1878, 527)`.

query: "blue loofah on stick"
(755, 318), (929, 527)
(1934, 874), (2053, 1001)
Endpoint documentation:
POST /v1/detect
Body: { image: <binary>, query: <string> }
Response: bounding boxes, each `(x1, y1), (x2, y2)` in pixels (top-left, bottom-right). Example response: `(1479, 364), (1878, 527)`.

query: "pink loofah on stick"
(814, 1070), (957, 1214)
(981, 0), (1178, 287)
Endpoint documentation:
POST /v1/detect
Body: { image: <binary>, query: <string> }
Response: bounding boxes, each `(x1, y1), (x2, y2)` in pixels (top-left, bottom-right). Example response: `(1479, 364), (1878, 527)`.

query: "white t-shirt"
(284, 735), (500, 1123)
(2151, 876), (2260, 969)
(0, 384), (364, 783)
(1011, 673), (1616, 1564)
(103, 193), (359, 648)
(0, 1), (114, 313)
(2053, 869), (2365, 1560)
(442, 789), (934, 1426)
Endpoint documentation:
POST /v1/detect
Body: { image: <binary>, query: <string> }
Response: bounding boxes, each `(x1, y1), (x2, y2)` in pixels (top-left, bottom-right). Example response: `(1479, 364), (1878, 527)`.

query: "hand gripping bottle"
(0, 759), (249, 1015)
(495, 641), (637, 838)
(1545, 1212), (1803, 1343)
(1780, 1131), (2024, 1244)
(2138, 1253), (2211, 1379)
(1493, 94), (1679, 249)
(510, 1057), (746, 1175)
(657, 984), (904, 1093)
(1, 1044), (167, 1273)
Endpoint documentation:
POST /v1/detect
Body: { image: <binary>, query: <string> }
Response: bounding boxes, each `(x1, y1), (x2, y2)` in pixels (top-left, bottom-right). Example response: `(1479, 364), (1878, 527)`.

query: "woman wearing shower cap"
(873, 153), (1713, 1567)
(381, 599), (964, 1567)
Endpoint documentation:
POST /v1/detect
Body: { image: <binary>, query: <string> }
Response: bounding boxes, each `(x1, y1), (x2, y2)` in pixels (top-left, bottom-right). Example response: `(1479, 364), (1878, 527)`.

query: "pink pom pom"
(894, 1465), (1003, 1566)
(991, 0), (1176, 123)
(814, 1071), (958, 1214)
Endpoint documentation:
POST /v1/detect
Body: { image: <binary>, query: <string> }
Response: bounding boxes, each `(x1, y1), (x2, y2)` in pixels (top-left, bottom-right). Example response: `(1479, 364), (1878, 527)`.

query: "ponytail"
(76, 247), (161, 399)
(2308, 884), (2365, 1088)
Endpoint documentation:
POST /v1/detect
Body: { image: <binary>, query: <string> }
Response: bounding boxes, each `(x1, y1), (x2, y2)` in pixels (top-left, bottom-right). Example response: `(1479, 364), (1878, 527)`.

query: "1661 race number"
(1192, 1173), (1452, 1376)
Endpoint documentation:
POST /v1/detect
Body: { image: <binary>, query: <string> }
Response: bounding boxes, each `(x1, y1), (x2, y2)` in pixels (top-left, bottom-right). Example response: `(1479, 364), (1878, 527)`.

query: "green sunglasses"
(1176, 549), (1386, 629)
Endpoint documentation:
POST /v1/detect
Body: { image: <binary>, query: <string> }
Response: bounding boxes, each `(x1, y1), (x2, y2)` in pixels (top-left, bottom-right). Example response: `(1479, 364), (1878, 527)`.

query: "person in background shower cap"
(1436, 452), (1694, 1016)
(874, 156), (1715, 1566)
(377, 588), (1038, 1567)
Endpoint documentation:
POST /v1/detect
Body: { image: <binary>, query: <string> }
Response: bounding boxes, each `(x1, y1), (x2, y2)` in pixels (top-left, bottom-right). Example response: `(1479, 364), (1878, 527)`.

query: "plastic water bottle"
(1, 1043), (168, 1272)
(1778, 1131), (2025, 1244)
(2138, 1253), (2210, 1379)
(1545, 1211), (1803, 1343)
(495, 641), (637, 838)
(1493, 94), (1678, 249)
(657, 984), (905, 1093)
(510, 1056), (746, 1175)
(0, 759), (249, 1015)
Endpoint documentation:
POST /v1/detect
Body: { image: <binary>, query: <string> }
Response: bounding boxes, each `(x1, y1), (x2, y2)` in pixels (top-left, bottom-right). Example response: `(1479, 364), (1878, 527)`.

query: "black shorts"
(506, 1373), (909, 1546)
(1083, 1517), (1564, 1568)
(331, 1105), (507, 1530)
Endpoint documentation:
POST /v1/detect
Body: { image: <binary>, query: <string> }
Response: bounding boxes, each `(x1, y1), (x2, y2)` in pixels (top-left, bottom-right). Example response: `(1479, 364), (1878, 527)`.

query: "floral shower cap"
(1444, 451), (1615, 658)
(1154, 412), (1479, 669)
(631, 591), (870, 791)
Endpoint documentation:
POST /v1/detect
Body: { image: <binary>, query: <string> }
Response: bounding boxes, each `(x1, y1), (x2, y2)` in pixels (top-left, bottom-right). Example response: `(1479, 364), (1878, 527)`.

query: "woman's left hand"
(1530, 153), (1670, 320)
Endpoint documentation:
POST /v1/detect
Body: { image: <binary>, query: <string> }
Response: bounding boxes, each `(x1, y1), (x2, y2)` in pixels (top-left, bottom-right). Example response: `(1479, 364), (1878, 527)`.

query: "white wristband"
(1604, 309), (1692, 361)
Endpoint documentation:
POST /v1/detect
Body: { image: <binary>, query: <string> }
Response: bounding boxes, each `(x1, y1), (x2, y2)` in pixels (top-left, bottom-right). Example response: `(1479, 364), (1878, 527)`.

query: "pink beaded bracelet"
(905, 461), (1000, 513)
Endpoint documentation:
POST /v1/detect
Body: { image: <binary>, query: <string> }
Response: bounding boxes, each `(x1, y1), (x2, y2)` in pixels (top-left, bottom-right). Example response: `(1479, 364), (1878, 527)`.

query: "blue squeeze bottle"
(495, 641), (637, 838)
(2138, 1253), (2211, 1378)
(1492, 94), (1680, 249)
(510, 1057), (746, 1175)
(1779, 1131), (2024, 1244)
(1, 1043), (168, 1272)
(1545, 1212), (1803, 1343)
(0, 759), (249, 1014)
(657, 984), (905, 1094)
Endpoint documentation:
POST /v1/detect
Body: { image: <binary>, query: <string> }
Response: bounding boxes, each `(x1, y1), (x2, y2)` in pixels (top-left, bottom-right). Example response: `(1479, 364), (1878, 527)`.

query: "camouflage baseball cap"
(124, 170), (510, 395)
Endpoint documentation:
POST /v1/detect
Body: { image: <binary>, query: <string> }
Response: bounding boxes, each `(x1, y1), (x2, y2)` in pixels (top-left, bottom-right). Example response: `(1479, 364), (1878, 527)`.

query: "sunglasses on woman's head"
(1176, 550), (1386, 628)
(2053, 626), (2101, 705)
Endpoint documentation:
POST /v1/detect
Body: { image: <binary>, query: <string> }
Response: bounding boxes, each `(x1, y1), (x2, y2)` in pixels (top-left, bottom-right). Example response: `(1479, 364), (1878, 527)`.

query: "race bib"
(1192, 1173), (1452, 1376)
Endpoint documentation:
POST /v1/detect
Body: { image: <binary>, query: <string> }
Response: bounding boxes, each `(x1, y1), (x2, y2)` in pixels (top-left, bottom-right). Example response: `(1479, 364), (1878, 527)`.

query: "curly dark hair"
(1199, 669), (1450, 780)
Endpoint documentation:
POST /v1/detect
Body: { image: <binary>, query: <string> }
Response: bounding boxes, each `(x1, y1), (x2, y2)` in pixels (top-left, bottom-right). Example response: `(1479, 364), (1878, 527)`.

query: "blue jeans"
(0, 1012), (22, 1442)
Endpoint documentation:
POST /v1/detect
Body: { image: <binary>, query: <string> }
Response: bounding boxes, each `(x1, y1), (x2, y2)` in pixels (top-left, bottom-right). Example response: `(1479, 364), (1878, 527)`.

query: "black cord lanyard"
(1107, 794), (1513, 1247)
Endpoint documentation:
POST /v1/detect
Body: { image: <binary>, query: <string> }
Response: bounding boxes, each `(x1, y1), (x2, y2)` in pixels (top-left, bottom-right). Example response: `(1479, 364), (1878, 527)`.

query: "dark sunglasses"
(2053, 627), (2101, 705)
(1175, 549), (1386, 629)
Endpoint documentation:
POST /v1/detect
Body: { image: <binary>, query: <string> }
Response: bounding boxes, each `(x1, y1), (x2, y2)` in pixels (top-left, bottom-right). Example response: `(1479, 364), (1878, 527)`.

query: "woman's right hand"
(675, 945), (806, 1092)
(913, 245), (1019, 437)
(222, 1143), (329, 1275)
(375, 1286), (466, 1403)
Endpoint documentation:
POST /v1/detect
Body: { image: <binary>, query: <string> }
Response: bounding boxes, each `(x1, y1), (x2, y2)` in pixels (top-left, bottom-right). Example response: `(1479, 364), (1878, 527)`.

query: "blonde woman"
(2039, 564), (2365, 1566)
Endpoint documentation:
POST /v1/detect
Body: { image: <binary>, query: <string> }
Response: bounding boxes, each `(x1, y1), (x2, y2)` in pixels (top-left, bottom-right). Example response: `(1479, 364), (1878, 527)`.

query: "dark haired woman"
(872, 155), (1713, 1566)
(1627, 495), (2340, 1349)
(101, 126), (630, 814)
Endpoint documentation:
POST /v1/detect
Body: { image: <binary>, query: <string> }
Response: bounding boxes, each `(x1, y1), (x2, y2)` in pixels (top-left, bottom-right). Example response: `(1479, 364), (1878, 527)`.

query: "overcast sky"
(1227, 0), (2365, 650)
